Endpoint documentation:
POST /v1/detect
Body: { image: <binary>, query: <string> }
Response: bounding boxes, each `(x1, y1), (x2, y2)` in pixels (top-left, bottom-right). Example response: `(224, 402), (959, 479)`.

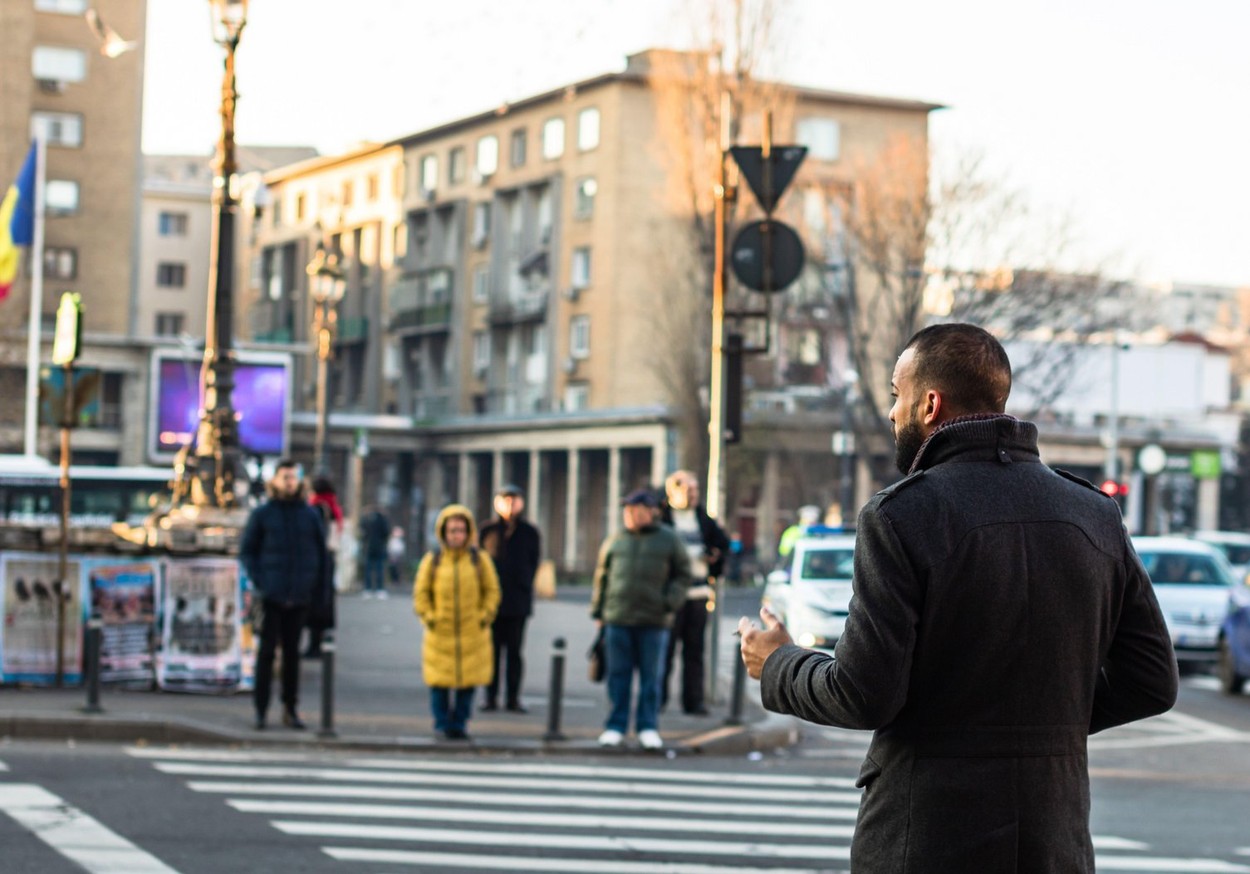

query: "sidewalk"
(1, 587), (797, 756)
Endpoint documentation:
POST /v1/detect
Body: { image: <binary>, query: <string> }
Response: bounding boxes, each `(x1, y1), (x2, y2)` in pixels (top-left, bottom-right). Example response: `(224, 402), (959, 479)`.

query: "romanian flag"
(0, 143), (37, 301)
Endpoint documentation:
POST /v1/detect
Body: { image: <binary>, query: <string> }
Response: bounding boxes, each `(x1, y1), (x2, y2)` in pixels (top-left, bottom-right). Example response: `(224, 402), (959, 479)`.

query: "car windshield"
(1214, 544), (1250, 566)
(1139, 551), (1233, 586)
(800, 548), (855, 579)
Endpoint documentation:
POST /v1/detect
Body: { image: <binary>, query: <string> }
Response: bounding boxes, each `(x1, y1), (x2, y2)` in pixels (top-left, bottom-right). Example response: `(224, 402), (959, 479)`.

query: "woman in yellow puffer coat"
(413, 504), (500, 740)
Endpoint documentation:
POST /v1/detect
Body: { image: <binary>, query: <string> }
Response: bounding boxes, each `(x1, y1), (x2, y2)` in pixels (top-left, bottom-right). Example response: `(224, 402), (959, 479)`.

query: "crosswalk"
(126, 747), (1250, 874)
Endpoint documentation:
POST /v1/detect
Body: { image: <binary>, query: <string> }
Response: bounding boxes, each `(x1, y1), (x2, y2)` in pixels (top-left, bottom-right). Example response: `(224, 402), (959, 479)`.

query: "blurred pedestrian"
(413, 504), (500, 741)
(659, 470), (728, 716)
(305, 475), (343, 657)
(387, 526), (407, 584)
(359, 505), (390, 598)
(239, 460), (328, 730)
(478, 484), (541, 713)
(777, 504), (820, 559)
(591, 488), (691, 750)
(740, 323), (1178, 872)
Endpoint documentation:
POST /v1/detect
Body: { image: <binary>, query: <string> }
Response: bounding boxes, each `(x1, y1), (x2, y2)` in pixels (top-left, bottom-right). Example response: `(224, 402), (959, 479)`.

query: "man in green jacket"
(591, 488), (692, 750)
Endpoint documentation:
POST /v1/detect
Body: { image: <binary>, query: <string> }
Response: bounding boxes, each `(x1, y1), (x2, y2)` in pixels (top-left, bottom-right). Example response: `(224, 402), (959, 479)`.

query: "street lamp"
(307, 240), (346, 475)
(184, 0), (249, 510)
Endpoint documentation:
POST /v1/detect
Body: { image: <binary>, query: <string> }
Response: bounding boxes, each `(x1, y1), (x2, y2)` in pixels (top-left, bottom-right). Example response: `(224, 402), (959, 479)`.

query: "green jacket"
(591, 522), (692, 627)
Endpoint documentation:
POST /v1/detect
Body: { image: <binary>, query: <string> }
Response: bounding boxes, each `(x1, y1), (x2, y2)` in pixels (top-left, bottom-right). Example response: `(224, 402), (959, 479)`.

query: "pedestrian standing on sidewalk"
(591, 488), (691, 750)
(413, 504), (500, 741)
(239, 460), (328, 731)
(386, 526), (407, 585)
(359, 505), (390, 598)
(659, 469), (728, 716)
(305, 476), (343, 657)
(478, 484), (541, 713)
(739, 323), (1178, 872)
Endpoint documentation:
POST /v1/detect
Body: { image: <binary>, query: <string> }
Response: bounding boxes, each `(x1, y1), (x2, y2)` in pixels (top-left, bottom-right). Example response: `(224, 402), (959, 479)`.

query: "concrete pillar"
(1197, 477), (1219, 531)
(607, 445), (622, 536)
(528, 448), (541, 530)
(492, 448), (504, 495)
(651, 437), (666, 489)
(564, 448), (581, 569)
(759, 450), (780, 559)
(457, 452), (471, 507)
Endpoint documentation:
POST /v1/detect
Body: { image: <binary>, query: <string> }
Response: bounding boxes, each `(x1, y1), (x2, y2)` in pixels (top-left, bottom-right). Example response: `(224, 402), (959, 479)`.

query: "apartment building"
(246, 50), (939, 568)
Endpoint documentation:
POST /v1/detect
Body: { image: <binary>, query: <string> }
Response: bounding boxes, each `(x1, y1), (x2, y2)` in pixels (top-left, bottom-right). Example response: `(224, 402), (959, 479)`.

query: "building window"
(294, 193), (305, 222)
(472, 264), (490, 303)
(472, 331), (491, 374)
(31, 111), (82, 147)
(35, 0), (87, 12)
(796, 117), (841, 161)
(476, 135), (499, 178)
(155, 313), (184, 336)
(564, 383), (589, 412)
(32, 46), (86, 83)
(449, 146), (467, 184)
(542, 118), (565, 160)
(45, 179), (79, 215)
(571, 247), (591, 290)
(156, 262), (187, 288)
(510, 129), (527, 168)
(577, 107), (600, 151)
(471, 202), (491, 248)
(367, 174), (379, 201)
(43, 246), (77, 279)
(158, 211), (188, 237)
(570, 315), (590, 359)
(574, 177), (597, 219)
(341, 179), (353, 207)
(420, 154), (438, 193)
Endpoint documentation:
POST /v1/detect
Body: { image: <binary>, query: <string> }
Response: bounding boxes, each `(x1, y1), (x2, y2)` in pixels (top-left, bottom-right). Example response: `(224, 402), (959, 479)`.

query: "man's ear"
(922, 390), (943, 426)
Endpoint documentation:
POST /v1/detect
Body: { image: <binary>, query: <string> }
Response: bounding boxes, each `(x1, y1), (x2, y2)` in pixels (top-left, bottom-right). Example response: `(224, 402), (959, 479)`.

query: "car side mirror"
(767, 569), (789, 586)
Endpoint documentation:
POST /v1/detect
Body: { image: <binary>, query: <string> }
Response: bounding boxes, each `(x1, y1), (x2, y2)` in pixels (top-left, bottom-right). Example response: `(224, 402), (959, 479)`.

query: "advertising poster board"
(84, 558), (159, 685)
(156, 558), (242, 692)
(0, 552), (84, 684)
(237, 566), (255, 691)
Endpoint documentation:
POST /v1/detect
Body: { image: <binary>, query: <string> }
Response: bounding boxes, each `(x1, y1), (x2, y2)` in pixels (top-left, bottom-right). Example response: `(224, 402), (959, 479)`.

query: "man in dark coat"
(478, 483), (541, 712)
(740, 323), (1178, 873)
(240, 460), (328, 730)
(659, 469), (729, 715)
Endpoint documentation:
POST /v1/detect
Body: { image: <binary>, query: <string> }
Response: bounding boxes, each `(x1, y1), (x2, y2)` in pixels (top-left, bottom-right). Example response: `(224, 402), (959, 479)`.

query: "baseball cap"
(621, 488), (659, 508)
(496, 483), (524, 498)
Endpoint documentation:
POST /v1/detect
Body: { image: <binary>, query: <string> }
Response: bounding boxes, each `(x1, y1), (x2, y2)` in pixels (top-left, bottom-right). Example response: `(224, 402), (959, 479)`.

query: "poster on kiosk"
(0, 553), (84, 684)
(156, 558), (243, 692)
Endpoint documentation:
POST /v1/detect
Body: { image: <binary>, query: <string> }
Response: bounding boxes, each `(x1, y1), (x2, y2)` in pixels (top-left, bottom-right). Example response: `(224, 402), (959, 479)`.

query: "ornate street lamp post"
(307, 240), (346, 475)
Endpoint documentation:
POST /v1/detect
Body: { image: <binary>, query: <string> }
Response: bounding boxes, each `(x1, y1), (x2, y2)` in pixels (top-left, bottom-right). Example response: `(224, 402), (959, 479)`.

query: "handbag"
(587, 627), (606, 683)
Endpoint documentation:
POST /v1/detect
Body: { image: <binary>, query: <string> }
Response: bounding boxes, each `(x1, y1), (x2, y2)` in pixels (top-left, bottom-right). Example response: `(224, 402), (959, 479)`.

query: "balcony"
(389, 268), (454, 334)
(488, 290), (549, 327)
(335, 316), (368, 346)
(253, 327), (293, 343)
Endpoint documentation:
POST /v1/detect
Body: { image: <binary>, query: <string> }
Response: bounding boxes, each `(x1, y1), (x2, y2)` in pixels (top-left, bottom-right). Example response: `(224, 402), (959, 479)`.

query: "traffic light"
(1099, 479), (1129, 498)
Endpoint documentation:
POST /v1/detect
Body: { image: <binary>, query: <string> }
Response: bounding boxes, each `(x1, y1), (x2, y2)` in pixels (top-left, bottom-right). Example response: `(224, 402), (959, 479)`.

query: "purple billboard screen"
(155, 359), (289, 456)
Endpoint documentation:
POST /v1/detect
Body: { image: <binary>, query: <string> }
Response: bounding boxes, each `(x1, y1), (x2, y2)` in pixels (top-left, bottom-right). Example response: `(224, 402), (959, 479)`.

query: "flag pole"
(23, 126), (47, 458)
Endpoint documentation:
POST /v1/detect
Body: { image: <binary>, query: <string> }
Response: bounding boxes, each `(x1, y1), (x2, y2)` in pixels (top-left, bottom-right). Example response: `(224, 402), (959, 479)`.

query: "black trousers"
(485, 614), (528, 707)
(663, 597), (708, 711)
(254, 601), (306, 716)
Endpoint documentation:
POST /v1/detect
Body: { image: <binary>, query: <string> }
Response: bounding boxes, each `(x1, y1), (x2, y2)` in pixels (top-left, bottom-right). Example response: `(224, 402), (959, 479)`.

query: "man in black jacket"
(740, 323), (1178, 873)
(659, 469), (728, 715)
(478, 484), (541, 712)
(239, 460), (328, 730)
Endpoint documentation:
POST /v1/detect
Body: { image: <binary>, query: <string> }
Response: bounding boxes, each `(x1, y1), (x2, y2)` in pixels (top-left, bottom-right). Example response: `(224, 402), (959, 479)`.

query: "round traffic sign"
(1138, 443), (1167, 476)
(730, 220), (804, 293)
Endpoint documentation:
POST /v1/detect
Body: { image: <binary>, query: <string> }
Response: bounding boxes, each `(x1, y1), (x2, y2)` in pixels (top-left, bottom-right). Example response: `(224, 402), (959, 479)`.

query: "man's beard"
(894, 419), (926, 475)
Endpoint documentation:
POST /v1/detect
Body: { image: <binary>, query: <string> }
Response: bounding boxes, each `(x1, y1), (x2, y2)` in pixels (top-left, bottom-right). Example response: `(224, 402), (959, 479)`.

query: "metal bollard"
(82, 612), (103, 714)
(724, 639), (747, 726)
(543, 637), (567, 742)
(318, 636), (337, 738)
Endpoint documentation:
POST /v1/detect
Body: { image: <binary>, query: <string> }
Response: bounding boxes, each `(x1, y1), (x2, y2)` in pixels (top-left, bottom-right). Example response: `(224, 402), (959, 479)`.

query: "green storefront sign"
(1190, 450), (1221, 480)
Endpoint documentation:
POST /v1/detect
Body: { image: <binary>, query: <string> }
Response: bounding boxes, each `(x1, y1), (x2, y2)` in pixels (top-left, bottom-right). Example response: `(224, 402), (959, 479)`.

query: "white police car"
(763, 526), (856, 651)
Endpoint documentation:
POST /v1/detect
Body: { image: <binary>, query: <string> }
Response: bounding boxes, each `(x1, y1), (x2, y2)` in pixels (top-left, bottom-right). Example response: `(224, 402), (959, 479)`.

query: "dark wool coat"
(478, 516), (541, 618)
(760, 416), (1178, 873)
(239, 496), (328, 609)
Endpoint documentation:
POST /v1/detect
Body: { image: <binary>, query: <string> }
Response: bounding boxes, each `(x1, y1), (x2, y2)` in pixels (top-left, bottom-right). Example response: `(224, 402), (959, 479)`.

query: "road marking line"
(188, 781), (858, 819)
(0, 783), (182, 874)
(227, 799), (849, 837)
(323, 847), (840, 873)
(153, 762), (844, 802)
(276, 819), (846, 860)
(1093, 837), (1151, 851)
(1094, 857), (1250, 872)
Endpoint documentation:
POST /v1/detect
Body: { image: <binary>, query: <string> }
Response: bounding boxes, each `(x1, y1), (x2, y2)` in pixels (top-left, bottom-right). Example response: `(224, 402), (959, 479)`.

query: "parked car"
(1191, 530), (1250, 583)
(763, 526), (856, 651)
(1218, 569), (1250, 695)
(1132, 536), (1235, 672)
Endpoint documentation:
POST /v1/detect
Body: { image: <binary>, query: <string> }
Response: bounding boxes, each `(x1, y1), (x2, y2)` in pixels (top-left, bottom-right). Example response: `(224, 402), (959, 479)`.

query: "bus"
(0, 456), (173, 531)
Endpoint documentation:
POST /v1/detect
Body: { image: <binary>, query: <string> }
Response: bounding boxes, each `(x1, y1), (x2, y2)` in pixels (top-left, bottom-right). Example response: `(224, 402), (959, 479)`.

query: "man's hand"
(738, 606), (793, 679)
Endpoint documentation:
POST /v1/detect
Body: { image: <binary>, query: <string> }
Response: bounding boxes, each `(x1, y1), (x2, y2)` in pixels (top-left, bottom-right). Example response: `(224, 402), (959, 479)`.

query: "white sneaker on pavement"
(638, 729), (663, 750)
(376, 590), (389, 599)
(597, 729), (624, 748)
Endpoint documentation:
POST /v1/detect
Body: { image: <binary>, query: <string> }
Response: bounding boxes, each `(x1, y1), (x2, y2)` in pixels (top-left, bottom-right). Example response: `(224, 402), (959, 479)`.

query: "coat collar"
(908, 413), (1041, 474)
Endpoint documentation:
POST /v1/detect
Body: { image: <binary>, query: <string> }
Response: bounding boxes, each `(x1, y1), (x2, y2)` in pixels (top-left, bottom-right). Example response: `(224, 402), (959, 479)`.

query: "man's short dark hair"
(904, 323), (1012, 415)
(275, 458), (299, 473)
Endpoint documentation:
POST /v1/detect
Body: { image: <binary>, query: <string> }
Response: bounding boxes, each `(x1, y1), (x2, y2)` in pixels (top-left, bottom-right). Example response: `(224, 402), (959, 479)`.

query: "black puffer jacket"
(478, 517), (541, 618)
(239, 496), (327, 608)
(761, 415), (1178, 873)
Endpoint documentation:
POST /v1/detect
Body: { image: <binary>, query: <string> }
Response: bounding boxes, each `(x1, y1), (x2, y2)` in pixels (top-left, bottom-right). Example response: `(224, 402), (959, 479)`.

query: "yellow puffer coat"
(413, 504), (501, 689)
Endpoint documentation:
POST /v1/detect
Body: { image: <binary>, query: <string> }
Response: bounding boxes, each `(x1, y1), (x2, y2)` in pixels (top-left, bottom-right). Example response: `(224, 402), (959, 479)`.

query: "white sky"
(141, 0), (1250, 287)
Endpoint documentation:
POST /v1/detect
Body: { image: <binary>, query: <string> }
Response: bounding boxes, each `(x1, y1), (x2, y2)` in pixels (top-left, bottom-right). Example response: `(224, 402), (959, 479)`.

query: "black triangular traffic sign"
(730, 145), (807, 214)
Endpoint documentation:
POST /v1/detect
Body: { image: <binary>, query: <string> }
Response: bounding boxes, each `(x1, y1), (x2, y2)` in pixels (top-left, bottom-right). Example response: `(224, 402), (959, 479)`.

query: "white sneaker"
(597, 729), (624, 748)
(376, 590), (389, 600)
(638, 729), (663, 750)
